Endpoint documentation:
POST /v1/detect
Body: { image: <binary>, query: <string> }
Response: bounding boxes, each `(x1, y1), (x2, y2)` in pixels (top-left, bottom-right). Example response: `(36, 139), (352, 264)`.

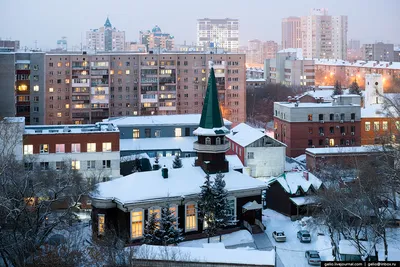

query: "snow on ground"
(179, 230), (253, 248)
(263, 209), (334, 267)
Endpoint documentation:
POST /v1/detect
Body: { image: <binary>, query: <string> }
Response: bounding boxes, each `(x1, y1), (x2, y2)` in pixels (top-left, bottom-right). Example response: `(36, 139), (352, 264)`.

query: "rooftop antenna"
(80, 32), (83, 52)
(34, 40), (37, 50)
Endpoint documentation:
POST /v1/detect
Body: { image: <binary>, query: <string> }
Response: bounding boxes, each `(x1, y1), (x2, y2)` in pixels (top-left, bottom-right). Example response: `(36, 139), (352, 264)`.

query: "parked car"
(297, 230), (311, 243)
(305, 250), (321, 265)
(272, 231), (286, 242)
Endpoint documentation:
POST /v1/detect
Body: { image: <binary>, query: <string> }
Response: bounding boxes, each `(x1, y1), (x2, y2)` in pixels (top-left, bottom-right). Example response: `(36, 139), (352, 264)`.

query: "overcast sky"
(1, 0), (399, 50)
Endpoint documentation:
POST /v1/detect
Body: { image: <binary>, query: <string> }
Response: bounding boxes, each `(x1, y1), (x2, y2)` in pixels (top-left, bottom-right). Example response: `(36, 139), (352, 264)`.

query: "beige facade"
(197, 18), (239, 53)
(282, 17), (302, 49)
(44, 52), (246, 125)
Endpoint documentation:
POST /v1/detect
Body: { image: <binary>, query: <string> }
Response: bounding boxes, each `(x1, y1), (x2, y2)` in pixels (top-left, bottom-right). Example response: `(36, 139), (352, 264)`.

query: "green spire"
(199, 67), (224, 129)
(104, 17), (112, 28)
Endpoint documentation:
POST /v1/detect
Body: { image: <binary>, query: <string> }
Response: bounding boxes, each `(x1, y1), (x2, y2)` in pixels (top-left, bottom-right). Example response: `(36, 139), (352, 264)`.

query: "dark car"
(305, 250), (321, 265)
(297, 230), (311, 243)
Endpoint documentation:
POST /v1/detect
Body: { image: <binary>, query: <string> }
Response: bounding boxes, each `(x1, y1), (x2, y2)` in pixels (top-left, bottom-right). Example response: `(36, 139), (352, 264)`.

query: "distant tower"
(365, 74), (384, 105)
(57, 36), (67, 51)
(193, 67), (230, 174)
(104, 17), (113, 51)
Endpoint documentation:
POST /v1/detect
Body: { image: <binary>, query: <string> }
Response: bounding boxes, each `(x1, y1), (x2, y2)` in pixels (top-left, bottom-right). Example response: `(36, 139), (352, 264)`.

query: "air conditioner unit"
(340, 120), (344, 123)
(351, 132), (355, 135)
(320, 133), (324, 136)
(335, 145), (339, 147)
(336, 126), (340, 129)
(312, 145), (315, 148)
(342, 132), (346, 136)
(320, 120), (325, 123)
(325, 145), (329, 148)
(351, 119), (355, 123)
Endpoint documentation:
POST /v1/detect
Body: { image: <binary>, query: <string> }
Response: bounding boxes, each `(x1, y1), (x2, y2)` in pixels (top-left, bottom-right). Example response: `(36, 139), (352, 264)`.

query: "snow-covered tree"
(172, 155), (182, 169)
(158, 203), (184, 245)
(349, 80), (361, 95)
(143, 212), (161, 245)
(333, 80), (343, 96)
(198, 173), (217, 243)
(153, 156), (161, 170)
(212, 172), (231, 241)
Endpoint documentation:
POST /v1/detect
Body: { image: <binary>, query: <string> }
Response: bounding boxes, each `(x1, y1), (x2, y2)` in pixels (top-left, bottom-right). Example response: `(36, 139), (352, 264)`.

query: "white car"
(272, 231), (286, 242)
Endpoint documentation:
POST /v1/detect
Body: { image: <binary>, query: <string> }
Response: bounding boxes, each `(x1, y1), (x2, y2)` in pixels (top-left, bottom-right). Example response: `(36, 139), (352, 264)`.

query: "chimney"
(303, 171), (309, 181)
(161, 165), (168, 179)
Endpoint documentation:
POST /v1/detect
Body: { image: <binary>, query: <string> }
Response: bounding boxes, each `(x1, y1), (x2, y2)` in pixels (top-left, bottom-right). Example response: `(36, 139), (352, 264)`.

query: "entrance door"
(243, 210), (256, 224)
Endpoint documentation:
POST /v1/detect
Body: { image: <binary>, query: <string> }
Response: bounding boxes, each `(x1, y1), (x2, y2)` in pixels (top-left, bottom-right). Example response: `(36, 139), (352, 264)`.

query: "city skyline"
(1, 0), (399, 51)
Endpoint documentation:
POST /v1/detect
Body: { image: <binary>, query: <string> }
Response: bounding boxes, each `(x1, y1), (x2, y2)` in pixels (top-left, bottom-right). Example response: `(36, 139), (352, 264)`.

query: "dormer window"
(205, 137), (211, 145)
(216, 137), (221, 145)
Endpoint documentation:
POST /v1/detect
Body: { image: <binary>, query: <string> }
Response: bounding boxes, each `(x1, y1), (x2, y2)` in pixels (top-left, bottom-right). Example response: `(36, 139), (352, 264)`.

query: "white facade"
(301, 9), (348, 60)
(197, 18), (239, 53)
(365, 74), (384, 106)
(245, 146), (286, 177)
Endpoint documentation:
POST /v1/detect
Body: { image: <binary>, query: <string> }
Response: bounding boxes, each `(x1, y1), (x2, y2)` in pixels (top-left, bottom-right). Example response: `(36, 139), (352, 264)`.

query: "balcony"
(193, 142), (229, 153)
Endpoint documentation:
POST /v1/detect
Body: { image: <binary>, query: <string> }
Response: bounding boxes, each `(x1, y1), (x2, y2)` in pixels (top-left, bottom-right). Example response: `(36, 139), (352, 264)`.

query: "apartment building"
(301, 8), (348, 60)
(0, 39), (20, 52)
(274, 95), (362, 157)
(44, 52), (246, 125)
(264, 48), (315, 86)
(197, 18), (239, 53)
(361, 42), (394, 62)
(86, 18), (125, 52)
(22, 122), (120, 180)
(0, 52), (45, 124)
(282, 17), (302, 49)
(139, 25), (174, 52)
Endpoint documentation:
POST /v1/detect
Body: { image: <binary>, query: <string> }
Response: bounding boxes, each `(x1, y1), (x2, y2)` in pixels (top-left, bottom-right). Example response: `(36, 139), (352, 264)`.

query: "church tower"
(193, 66), (230, 174)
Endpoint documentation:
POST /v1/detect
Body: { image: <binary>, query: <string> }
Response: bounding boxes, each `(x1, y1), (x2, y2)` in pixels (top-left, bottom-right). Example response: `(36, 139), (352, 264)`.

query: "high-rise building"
(347, 39), (361, 61)
(361, 42), (394, 62)
(0, 52), (45, 124)
(43, 52), (246, 125)
(139, 25), (175, 52)
(197, 18), (239, 53)
(301, 9), (348, 60)
(262, 41), (279, 60)
(0, 39), (20, 52)
(86, 17), (125, 52)
(281, 17), (302, 49)
(244, 40), (278, 64)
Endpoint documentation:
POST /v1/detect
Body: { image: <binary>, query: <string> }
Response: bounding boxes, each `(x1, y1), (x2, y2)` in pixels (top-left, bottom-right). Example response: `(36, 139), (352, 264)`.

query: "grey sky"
(1, 0), (399, 50)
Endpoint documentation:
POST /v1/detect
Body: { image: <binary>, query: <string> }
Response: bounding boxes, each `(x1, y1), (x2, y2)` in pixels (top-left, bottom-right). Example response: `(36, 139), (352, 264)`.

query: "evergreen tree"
(172, 155), (183, 169)
(333, 80), (343, 96)
(153, 156), (160, 170)
(157, 202), (184, 245)
(143, 212), (161, 245)
(212, 172), (231, 242)
(349, 79), (361, 95)
(198, 173), (217, 243)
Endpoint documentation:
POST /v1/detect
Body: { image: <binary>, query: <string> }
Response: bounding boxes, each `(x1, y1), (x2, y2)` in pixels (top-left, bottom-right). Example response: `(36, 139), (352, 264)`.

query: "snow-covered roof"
(289, 196), (318, 206)
(315, 59), (400, 70)
(227, 123), (266, 147)
(277, 102), (359, 108)
(338, 240), (375, 256)
(193, 126), (230, 136)
(267, 171), (322, 194)
(246, 78), (267, 82)
(134, 244), (275, 266)
(120, 153), (150, 163)
(120, 137), (197, 152)
(105, 114), (232, 127)
(148, 155), (244, 170)
(15, 60), (30, 64)
(92, 166), (267, 205)
(305, 146), (385, 155)
(3, 117), (25, 123)
(24, 122), (119, 134)
(361, 104), (386, 118)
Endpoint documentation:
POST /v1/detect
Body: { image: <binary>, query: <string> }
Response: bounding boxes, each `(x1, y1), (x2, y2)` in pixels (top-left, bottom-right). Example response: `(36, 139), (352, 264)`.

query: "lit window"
(329, 139), (335, 146)
(72, 160), (80, 170)
(49, 88), (54, 92)
(33, 85), (39, 91)
(65, 104), (70, 109)
(126, 70), (130, 74)
(149, 206), (161, 227)
(57, 112), (62, 118)
(71, 143), (81, 153)
(87, 143), (96, 152)
(25, 197), (36, 206)
(18, 84), (28, 91)
(131, 209), (144, 239)
(23, 145), (33, 155)
(55, 144), (65, 153)
(98, 214), (105, 235)
(102, 142), (112, 152)
(169, 205), (178, 227)
(248, 152), (254, 159)
(185, 202), (197, 231)
(365, 122), (371, 131)
(396, 121), (400, 130)
(133, 129), (140, 139)
(175, 128), (182, 137)
(57, 62), (62, 67)
(308, 114), (313, 121)
(110, 70), (114, 75)
(65, 79), (70, 84)
(40, 144), (49, 154)
(382, 121), (388, 131)
(374, 121), (380, 131)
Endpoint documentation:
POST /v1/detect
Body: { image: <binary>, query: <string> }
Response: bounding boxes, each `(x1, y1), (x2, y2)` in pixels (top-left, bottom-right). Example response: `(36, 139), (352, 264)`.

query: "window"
(24, 145), (33, 155)
(55, 161), (64, 170)
(131, 209), (144, 239)
(396, 121), (400, 130)
(365, 122), (371, 131)
(33, 85), (39, 91)
(351, 113), (355, 120)
(103, 160), (111, 169)
(40, 144), (49, 154)
(308, 127), (313, 134)
(329, 139), (335, 146)
(24, 162), (33, 171)
(72, 160), (80, 170)
(40, 162), (49, 170)
(216, 137), (221, 145)
(55, 144), (65, 153)
(149, 206), (161, 227)
(133, 129), (140, 139)
(308, 140), (313, 146)
(102, 142), (112, 152)
(248, 152), (254, 159)
(71, 143), (81, 153)
(319, 114), (324, 121)
(319, 127), (324, 134)
(57, 112), (62, 118)
(87, 143), (96, 152)
(87, 160), (96, 169)
(382, 121), (388, 131)
(330, 127), (334, 134)
(175, 128), (182, 137)
(145, 129), (151, 138)
(330, 114), (334, 121)
(205, 137), (211, 145)
(340, 113), (345, 121)
(226, 197), (236, 221)
(308, 114), (313, 121)
(169, 205), (178, 227)
(98, 214), (105, 235)
(374, 121), (380, 131)
(319, 139), (323, 146)
(185, 127), (190, 136)
(49, 87), (54, 92)
(185, 202), (197, 231)
(155, 129), (161, 137)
